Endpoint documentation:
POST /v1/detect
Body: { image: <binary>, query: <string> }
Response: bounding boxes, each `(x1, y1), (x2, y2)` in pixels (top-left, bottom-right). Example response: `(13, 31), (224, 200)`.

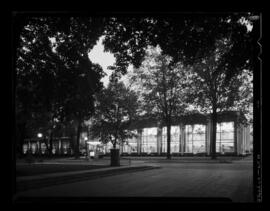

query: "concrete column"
(242, 127), (246, 154)
(236, 124), (243, 155)
(38, 140), (41, 154)
(157, 125), (162, 155)
(36, 140), (39, 154)
(28, 141), (31, 153)
(236, 125), (240, 155)
(243, 127), (247, 154)
(86, 142), (90, 157)
(180, 123), (185, 155)
(178, 125), (181, 153)
(240, 125), (245, 154)
(234, 121), (237, 154)
(206, 119), (211, 155)
(160, 129), (162, 154)
(246, 125), (251, 153)
(137, 129), (142, 155)
(59, 140), (62, 155)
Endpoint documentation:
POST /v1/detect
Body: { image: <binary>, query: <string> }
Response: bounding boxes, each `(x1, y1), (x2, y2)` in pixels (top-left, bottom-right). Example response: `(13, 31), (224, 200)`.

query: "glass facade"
(23, 144), (28, 154)
(31, 142), (37, 154)
(61, 141), (70, 154)
(141, 127), (158, 153)
(162, 126), (180, 153)
(123, 131), (138, 153)
(104, 142), (113, 153)
(216, 122), (234, 153)
(22, 139), (73, 155)
(20, 121), (239, 156)
(52, 142), (58, 154)
(185, 124), (206, 154)
(41, 143), (47, 154)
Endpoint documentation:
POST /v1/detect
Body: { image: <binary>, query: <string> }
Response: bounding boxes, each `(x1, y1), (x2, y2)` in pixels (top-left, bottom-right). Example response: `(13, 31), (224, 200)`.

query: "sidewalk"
(16, 162), (160, 192)
(14, 157), (253, 202)
(120, 155), (252, 163)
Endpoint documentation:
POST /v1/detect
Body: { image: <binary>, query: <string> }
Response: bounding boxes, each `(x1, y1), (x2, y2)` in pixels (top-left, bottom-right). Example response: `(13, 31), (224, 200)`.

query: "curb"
(145, 160), (233, 164)
(16, 165), (160, 192)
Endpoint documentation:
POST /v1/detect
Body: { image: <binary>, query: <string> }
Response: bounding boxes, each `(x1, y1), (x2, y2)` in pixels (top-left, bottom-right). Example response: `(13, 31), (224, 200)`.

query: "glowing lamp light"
(84, 137), (88, 141)
(37, 133), (43, 138)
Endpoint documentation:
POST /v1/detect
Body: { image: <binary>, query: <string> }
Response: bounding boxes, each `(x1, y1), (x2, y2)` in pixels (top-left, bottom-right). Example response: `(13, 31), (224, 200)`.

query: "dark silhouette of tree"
(60, 55), (104, 158)
(14, 13), (258, 158)
(103, 13), (258, 81)
(102, 13), (257, 159)
(187, 38), (253, 159)
(15, 16), (105, 157)
(129, 47), (188, 159)
(90, 81), (139, 149)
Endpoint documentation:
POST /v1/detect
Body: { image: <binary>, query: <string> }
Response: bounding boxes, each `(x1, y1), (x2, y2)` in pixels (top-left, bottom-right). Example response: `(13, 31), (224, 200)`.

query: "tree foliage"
(188, 38), (253, 119)
(90, 81), (139, 148)
(186, 37), (253, 158)
(129, 47), (189, 158)
(15, 16), (106, 156)
(103, 13), (258, 80)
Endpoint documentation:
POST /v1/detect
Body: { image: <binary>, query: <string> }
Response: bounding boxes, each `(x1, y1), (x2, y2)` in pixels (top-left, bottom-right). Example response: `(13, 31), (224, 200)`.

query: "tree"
(102, 14), (257, 159)
(15, 16), (105, 157)
(90, 81), (139, 150)
(103, 13), (258, 85)
(60, 54), (104, 158)
(187, 38), (253, 159)
(129, 47), (189, 159)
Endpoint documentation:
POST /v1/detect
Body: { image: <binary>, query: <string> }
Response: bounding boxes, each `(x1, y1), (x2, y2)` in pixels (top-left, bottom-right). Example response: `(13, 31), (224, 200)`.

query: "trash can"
(110, 148), (120, 166)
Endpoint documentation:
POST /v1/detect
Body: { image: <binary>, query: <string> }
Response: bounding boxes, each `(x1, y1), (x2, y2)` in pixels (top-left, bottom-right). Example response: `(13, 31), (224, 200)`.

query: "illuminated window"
(104, 142), (113, 153)
(216, 122), (234, 153)
(185, 124), (206, 154)
(23, 144), (28, 154)
(52, 142), (59, 154)
(162, 126), (180, 153)
(142, 127), (157, 153)
(123, 131), (138, 153)
(41, 143), (47, 154)
(62, 142), (68, 154)
(31, 142), (37, 154)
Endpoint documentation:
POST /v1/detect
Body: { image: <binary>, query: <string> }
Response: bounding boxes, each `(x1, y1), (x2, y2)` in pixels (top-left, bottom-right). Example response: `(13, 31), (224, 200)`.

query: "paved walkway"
(17, 163), (159, 181)
(14, 156), (253, 202)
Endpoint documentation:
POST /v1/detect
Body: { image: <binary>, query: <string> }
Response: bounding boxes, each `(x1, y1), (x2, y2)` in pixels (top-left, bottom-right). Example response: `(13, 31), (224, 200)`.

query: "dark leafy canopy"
(130, 47), (189, 120)
(16, 16), (106, 142)
(129, 47), (190, 159)
(90, 81), (139, 148)
(188, 37), (253, 118)
(183, 37), (253, 159)
(103, 13), (258, 79)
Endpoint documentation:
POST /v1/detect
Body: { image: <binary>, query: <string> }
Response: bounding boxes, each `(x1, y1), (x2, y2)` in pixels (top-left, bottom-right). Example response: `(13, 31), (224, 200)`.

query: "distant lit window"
(216, 122), (234, 153)
(142, 127), (157, 153)
(31, 143), (37, 154)
(162, 126), (180, 153)
(185, 124), (206, 154)
(23, 144), (28, 154)
(123, 131), (138, 153)
(41, 143), (47, 154)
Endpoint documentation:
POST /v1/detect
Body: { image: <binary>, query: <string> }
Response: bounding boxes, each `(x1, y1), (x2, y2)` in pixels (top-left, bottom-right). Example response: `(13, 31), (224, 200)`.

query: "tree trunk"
(113, 139), (117, 149)
(210, 109), (217, 159)
(166, 120), (171, 160)
(75, 120), (82, 159)
(49, 131), (53, 157)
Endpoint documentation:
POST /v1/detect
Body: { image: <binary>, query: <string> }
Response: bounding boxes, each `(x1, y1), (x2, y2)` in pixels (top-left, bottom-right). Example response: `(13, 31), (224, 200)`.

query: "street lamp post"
(37, 133), (43, 156)
(84, 137), (88, 159)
